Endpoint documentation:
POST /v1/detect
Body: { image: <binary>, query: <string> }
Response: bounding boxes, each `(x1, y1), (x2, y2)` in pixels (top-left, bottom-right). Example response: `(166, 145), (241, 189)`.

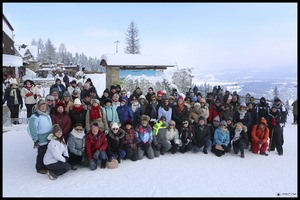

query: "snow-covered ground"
(3, 71), (298, 197)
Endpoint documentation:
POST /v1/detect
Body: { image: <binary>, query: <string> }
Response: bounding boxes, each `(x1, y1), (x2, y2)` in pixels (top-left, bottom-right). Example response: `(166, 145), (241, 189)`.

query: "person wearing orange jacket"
(251, 117), (269, 156)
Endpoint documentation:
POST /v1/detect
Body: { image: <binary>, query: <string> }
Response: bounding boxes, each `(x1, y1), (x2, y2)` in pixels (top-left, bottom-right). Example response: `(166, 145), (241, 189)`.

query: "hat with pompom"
(52, 124), (62, 134)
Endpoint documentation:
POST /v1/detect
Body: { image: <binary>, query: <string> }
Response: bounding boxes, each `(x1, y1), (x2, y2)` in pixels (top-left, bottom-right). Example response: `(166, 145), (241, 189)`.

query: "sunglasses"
(112, 128), (119, 130)
(47, 99), (53, 101)
(183, 122), (188, 124)
(170, 124), (175, 126)
(75, 128), (83, 131)
(157, 96), (162, 97)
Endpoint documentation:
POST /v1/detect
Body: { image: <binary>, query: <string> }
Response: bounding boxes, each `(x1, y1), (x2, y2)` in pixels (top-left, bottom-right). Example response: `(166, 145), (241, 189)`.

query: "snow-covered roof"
(2, 54), (23, 67)
(100, 53), (176, 68)
(15, 45), (38, 59)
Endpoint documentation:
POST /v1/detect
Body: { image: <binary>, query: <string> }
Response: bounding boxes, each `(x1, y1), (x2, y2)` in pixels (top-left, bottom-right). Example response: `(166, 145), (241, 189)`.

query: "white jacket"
(43, 134), (69, 165)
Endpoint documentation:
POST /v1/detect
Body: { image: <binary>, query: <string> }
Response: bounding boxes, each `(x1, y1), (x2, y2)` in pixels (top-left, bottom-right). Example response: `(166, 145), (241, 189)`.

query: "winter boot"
(259, 151), (268, 156)
(100, 159), (107, 168)
(241, 151), (245, 158)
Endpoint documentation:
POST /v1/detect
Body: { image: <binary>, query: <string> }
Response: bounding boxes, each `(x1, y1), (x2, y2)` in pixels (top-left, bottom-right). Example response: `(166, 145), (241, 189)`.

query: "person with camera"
(21, 79), (40, 119)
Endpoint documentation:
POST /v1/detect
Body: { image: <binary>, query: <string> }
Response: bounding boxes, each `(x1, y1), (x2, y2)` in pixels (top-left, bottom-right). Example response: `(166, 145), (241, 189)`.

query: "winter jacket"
(85, 130), (108, 160)
(27, 110), (53, 145)
(106, 128), (125, 157)
(21, 86), (39, 104)
(43, 133), (68, 165)
(51, 110), (72, 141)
(251, 124), (269, 144)
(192, 124), (211, 147)
(213, 127), (230, 146)
(68, 129), (86, 156)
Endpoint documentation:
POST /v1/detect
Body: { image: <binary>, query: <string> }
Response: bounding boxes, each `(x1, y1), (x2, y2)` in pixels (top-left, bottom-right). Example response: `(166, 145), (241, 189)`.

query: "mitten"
(257, 139), (261, 144)
(26, 92), (33, 97)
(93, 150), (101, 160)
(33, 141), (39, 149)
(89, 160), (97, 170)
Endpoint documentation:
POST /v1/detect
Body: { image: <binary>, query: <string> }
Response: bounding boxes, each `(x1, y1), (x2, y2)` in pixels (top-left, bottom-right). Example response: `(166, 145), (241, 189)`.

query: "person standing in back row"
(27, 99), (53, 174)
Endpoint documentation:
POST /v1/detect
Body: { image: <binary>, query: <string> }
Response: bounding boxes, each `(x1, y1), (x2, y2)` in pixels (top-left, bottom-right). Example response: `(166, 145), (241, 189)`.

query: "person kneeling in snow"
(43, 124), (71, 180)
(106, 122), (126, 163)
(85, 123), (108, 170)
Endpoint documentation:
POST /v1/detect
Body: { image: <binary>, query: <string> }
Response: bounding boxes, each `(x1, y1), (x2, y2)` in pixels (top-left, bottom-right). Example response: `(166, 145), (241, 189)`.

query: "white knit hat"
(73, 98), (81, 105)
(111, 122), (119, 130)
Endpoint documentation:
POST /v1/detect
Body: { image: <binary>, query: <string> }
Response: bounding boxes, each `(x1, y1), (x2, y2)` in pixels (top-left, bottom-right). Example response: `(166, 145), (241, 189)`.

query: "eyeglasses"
(170, 124), (175, 126)
(157, 95), (162, 97)
(47, 99), (53, 101)
(213, 120), (220, 122)
(183, 123), (188, 125)
(75, 128), (83, 131)
(112, 128), (119, 130)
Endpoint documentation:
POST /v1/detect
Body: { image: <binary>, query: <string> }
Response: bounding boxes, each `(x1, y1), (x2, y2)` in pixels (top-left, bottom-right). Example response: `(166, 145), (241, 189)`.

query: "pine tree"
(273, 86), (279, 99)
(124, 20), (141, 54)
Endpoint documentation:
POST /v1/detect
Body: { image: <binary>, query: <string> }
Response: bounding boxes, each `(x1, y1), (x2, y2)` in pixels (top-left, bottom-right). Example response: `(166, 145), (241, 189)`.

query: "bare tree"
(125, 20), (141, 54)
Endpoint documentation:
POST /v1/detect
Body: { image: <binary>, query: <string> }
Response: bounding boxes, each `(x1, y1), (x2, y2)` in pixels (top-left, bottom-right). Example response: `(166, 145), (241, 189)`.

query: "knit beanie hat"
(52, 124), (62, 134)
(37, 99), (47, 108)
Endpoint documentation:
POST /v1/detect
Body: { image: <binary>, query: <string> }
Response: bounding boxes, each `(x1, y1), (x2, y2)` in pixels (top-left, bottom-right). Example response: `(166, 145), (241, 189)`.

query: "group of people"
(2, 75), (295, 181)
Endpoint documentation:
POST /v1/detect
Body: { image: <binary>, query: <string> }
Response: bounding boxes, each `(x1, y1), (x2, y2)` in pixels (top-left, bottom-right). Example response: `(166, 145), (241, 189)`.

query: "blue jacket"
(27, 110), (53, 145)
(213, 127), (230, 146)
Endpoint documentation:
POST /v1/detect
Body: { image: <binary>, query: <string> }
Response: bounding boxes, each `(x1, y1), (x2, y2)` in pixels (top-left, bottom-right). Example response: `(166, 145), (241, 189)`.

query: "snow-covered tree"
(273, 86), (279, 100)
(36, 38), (45, 62)
(57, 43), (68, 64)
(124, 20), (141, 54)
(31, 39), (37, 46)
(172, 68), (193, 94)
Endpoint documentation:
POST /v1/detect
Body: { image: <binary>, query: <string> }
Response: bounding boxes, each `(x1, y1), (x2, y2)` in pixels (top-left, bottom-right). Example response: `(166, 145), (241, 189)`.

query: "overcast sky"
(3, 3), (297, 75)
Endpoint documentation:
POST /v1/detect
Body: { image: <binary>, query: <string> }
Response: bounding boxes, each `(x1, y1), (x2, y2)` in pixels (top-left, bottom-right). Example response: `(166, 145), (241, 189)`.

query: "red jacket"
(85, 130), (108, 160)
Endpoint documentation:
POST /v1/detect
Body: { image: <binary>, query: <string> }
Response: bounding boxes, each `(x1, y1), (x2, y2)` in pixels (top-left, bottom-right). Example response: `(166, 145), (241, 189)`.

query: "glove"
(20, 104), (23, 110)
(34, 94), (37, 99)
(154, 144), (161, 151)
(107, 157), (112, 162)
(93, 150), (101, 160)
(150, 118), (157, 122)
(105, 130), (109, 135)
(26, 92), (33, 97)
(63, 156), (69, 162)
(33, 141), (39, 149)
(257, 139), (262, 144)
(279, 123), (284, 128)
(89, 160), (97, 170)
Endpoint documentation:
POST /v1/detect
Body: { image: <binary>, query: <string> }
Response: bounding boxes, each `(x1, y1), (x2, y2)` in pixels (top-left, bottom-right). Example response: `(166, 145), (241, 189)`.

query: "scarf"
(10, 88), (19, 105)
(72, 104), (84, 112)
(233, 129), (242, 141)
(178, 102), (184, 113)
(70, 128), (85, 139)
(238, 110), (247, 120)
(90, 105), (101, 121)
